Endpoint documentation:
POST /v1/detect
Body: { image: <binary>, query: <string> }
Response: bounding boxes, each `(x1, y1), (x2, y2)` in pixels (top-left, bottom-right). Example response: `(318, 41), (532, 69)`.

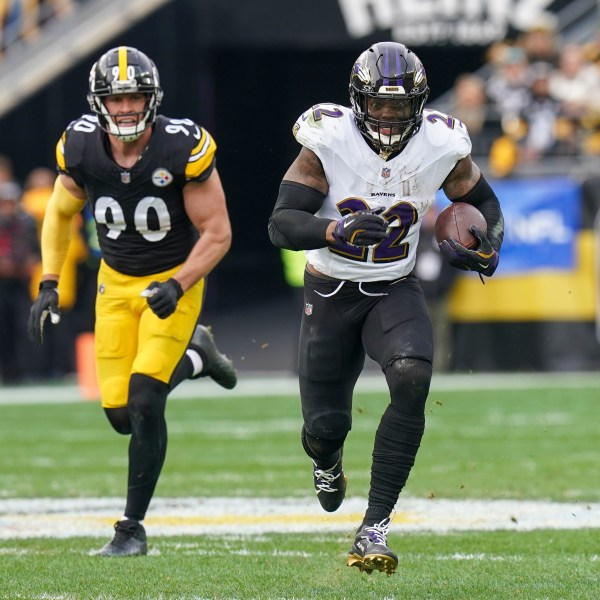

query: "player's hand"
(438, 225), (499, 276)
(333, 207), (388, 247)
(142, 278), (184, 319)
(28, 280), (61, 345)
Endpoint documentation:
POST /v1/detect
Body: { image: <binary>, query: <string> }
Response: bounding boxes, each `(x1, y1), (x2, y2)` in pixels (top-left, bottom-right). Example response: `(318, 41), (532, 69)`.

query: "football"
(434, 202), (487, 250)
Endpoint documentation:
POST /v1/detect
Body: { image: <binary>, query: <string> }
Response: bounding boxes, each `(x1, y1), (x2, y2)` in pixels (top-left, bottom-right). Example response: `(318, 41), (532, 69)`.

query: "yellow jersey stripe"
(55, 133), (66, 171)
(118, 46), (128, 81)
(185, 127), (217, 179)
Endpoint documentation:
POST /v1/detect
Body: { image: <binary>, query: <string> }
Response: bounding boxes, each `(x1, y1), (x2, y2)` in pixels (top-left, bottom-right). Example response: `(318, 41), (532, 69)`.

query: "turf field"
(0, 373), (598, 599)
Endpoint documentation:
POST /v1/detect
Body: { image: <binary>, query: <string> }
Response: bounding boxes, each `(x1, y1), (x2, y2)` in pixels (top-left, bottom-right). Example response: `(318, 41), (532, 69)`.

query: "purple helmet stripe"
(383, 44), (390, 86)
(395, 45), (403, 86)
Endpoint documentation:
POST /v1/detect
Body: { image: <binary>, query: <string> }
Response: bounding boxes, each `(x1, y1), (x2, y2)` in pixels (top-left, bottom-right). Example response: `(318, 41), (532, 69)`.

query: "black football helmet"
(87, 46), (163, 141)
(349, 42), (429, 156)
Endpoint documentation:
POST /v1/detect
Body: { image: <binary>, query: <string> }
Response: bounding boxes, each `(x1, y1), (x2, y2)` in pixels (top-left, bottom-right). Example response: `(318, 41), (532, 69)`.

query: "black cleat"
(313, 454), (347, 512)
(95, 520), (147, 557)
(189, 325), (237, 389)
(347, 517), (398, 576)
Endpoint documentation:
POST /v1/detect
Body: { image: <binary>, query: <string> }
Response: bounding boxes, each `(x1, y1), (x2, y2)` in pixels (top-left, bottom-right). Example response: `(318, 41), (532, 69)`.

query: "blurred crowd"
(444, 17), (600, 177)
(0, 0), (74, 60)
(0, 154), (98, 384)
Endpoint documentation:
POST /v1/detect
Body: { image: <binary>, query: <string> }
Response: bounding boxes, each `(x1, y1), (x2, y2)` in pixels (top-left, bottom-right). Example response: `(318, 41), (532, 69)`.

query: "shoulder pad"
(56, 114), (98, 172)
(186, 126), (216, 180)
(422, 109), (472, 157)
(292, 103), (347, 151)
(154, 116), (217, 180)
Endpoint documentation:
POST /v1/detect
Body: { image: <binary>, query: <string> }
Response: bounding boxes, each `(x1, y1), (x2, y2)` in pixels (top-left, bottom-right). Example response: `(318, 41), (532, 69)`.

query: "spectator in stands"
(1, 0), (19, 57)
(576, 33), (600, 156)
(523, 62), (579, 161)
(549, 43), (600, 121)
(486, 44), (531, 122)
(448, 73), (503, 158)
(38, 0), (74, 29)
(22, 166), (88, 308)
(1, 0), (73, 59)
(0, 181), (40, 383)
(0, 154), (16, 184)
(21, 166), (87, 379)
(517, 13), (560, 67)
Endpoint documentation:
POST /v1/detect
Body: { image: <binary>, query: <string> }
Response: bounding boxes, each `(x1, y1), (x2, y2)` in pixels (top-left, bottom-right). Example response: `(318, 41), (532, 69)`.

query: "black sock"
(363, 405), (425, 527)
(169, 353), (194, 389)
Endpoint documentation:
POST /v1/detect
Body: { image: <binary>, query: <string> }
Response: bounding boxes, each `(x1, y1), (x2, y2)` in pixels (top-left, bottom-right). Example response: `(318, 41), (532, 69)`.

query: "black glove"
(142, 278), (184, 319)
(438, 225), (499, 277)
(332, 207), (388, 247)
(28, 280), (61, 345)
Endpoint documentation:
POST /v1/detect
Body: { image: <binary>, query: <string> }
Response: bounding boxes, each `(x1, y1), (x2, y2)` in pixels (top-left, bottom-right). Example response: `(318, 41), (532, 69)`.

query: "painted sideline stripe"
(3, 372), (600, 405)
(0, 497), (598, 539)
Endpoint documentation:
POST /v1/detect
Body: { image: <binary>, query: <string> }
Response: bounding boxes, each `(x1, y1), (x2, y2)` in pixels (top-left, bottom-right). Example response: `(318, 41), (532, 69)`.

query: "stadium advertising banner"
(336, 0), (571, 46)
(442, 177), (596, 321)
(437, 177), (581, 275)
(491, 177), (580, 274)
(199, 0), (573, 47)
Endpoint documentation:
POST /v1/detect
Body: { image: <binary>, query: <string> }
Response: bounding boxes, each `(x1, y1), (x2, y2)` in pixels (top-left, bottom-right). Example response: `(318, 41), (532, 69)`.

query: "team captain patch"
(152, 168), (173, 187)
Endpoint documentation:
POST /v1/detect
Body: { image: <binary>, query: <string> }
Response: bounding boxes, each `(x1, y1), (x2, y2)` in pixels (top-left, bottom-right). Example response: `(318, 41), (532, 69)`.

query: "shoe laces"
(314, 461), (341, 493)
(363, 514), (394, 545)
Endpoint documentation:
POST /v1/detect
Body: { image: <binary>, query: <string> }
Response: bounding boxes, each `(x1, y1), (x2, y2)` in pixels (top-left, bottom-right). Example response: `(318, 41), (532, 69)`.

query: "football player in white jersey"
(28, 47), (237, 556)
(269, 41), (504, 575)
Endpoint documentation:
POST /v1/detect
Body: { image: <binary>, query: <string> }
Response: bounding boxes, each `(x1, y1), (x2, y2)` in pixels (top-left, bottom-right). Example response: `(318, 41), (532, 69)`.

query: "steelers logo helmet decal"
(152, 168), (173, 187)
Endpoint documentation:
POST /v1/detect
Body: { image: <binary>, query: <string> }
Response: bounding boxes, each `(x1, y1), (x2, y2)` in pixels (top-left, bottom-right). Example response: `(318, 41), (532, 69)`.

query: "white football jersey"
(293, 104), (471, 282)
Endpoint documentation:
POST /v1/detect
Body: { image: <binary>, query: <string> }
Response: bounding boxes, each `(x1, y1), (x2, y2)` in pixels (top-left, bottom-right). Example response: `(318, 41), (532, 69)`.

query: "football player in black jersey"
(28, 46), (237, 556)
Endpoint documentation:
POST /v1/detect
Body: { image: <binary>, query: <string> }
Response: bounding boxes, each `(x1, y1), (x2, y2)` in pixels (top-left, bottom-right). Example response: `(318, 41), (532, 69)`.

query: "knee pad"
(128, 373), (170, 423)
(304, 408), (352, 442)
(104, 407), (131, 435)
(384, 357), (432, 415)
(301, 425), (347, 461)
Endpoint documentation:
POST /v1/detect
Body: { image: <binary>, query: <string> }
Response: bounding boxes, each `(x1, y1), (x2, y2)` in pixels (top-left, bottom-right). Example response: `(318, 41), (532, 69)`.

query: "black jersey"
(56, 114), (216, 276)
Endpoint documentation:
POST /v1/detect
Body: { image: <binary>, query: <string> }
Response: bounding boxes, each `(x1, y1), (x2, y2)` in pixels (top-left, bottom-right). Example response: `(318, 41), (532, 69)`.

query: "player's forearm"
(453, 174), (504, 252)
(41, 178), (85, 278)
(173, 229), (231, 292)
(41, 208), (74, 279)
(268, 181), (331, 250)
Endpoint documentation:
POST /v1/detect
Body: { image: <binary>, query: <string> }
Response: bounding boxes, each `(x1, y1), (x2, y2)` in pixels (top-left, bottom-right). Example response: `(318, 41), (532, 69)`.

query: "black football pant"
(299, 269), (433, 524)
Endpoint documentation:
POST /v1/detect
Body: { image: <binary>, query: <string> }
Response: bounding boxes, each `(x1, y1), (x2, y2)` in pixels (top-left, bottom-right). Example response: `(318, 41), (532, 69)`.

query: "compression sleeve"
(453, 174), (504, 252)
(268, 181), (331, 250)
(41, 177), (86, 276)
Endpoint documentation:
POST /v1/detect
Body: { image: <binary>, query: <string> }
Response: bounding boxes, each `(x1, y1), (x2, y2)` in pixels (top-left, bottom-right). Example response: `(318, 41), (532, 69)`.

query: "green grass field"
(0, 374), (599, 599)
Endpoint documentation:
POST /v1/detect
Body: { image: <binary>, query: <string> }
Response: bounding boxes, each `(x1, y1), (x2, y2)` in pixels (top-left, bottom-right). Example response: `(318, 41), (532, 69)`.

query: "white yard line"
(0, 497), (598, 539)
(3, 372), (600, 405)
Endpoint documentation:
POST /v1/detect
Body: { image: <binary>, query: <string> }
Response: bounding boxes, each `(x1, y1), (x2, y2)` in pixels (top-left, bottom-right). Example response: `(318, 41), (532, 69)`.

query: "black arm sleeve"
(453, 173), (504, 252)
(268, 181), (331, 250)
